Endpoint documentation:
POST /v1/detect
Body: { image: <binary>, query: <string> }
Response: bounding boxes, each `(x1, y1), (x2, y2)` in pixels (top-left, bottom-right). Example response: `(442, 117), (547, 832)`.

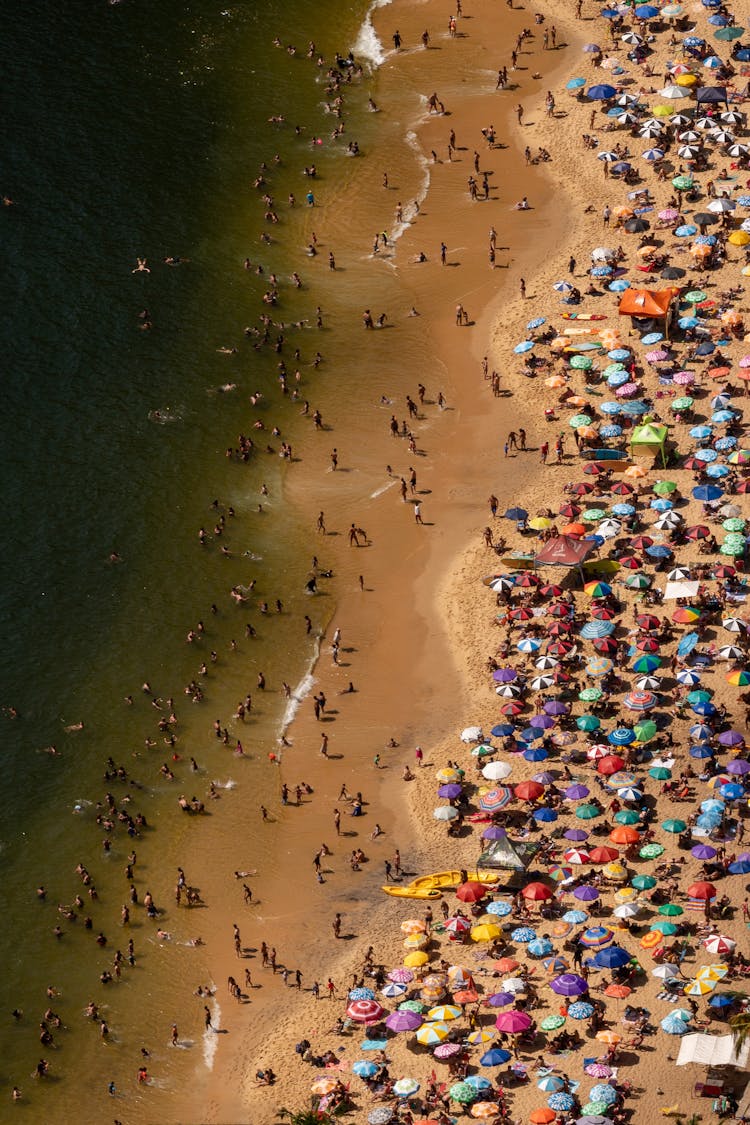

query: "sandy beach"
(119, 0), (750, 1122)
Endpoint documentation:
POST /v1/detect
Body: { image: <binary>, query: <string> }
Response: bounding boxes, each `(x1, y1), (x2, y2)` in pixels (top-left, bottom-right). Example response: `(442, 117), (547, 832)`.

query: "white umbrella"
(635, 675), (662, 690)
(678, 130), (701, 142)
(434, 806), (459, 821)
(727, 144), (750, 157)
(461, 726), (484, 743)
(640, 117), (666, 130)
(592, 247), (617, 261)
(720, 504), (742, 517)
(695, 117), (716, 130)
(613, 903), (641, 918)
(618, 112), (639, 126)
(654, 513), (682, 529)
(709, 129), (734, 144)
(535, 656), (560, 670)
(598, 519), (622, 538)
(598, 151), (620, 162)
(495, 684), (522, 697)
(717, 645), (744, 661)
(639, 125), (665, 139)
(670, 114), (693, 126)
(530, 674), (555, 690)
(658, 85), (691, 99)
(707, 198), (736, 213)
(502, 978), (527, 993)
(678, 145), (701, 159)
(721, 111), (745, 125)
(722, 617), (745, 632)
(482, 761), (513, 781)
(620, 34), (643, 47)
(652, 964), (681, 980)
(667, 567), (691, 580)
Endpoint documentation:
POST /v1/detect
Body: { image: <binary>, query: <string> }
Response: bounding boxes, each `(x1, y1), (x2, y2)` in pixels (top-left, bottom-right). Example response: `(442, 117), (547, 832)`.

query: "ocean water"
(0, 0), (435, 1117)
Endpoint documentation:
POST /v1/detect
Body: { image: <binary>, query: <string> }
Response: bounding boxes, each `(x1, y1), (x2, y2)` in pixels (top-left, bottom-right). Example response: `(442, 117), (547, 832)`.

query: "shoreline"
(190, 1), (592, 1121)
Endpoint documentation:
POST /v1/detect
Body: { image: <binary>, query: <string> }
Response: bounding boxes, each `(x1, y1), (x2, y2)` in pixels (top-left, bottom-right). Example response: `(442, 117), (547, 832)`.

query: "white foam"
(353, 0), (391, 69)
(280, 640), (320, 734)
(203, 1000), (221, 1069)
(370, 479), (398, 499)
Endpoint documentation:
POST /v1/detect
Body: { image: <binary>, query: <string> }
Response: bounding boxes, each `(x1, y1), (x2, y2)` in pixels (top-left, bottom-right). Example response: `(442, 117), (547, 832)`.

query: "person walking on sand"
(415, 745), (424, 767)
(414, 502), (423, 525)
(516, 103), (524, 125)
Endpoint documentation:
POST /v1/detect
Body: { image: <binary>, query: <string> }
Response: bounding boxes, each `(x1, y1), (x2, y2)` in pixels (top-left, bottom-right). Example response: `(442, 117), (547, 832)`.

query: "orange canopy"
(618, 287), (679, 318)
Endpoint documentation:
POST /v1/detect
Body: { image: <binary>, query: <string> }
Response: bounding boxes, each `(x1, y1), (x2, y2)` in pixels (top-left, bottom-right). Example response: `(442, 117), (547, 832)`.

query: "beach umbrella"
(550, 973), (588, 997)
(661, 1014), (691, 1034)
(416, 1021), (450, 1045)
(347, 999), (385, 1023)
(529, 1111), (556, 1125)
(368, 1110), (394, 1124)
(450, 1081), (478, 1105)
(480, 1047), (511, 1066)
(495, 1010), (532, 1033)
(511, 927), (537, 943)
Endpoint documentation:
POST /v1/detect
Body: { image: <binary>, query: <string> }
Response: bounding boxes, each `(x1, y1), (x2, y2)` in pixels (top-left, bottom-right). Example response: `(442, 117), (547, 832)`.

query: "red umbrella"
(591, 606), (617, 620)
(686, 525), (710, 540)
(456, 881), (489, 903)
(549, 602), (575, 617)
(713, 564), (736, 578)
(572, 483), (596, 496)
(347, 999), (385, 1022)
(618, 556), (642, 569)
(515, 780), (545, 801)
(636, 614), (661, 631)
(559, 503), (582, 518)
(509, 607), (534, 621)
(636, 637), (660, 653)
(553, 669), (571, 683)
(547, 640), (574, 655)
(611, 482), (634, 496)
(598, 755), (626, 775)
(682, 455), (705, 470)
(630, 535), (654, 550)
(521, 882), (553, 901)
(736, 481), (750, 494)
(592, 637), (619, 654)
(687, 882), (716, 901)
(548, 620), (573, 635)
(540, 584), (563, 597)
(516, 574), (541, 588)
(583, 463), (604, 475)
(589, 846), (619, 864)
(501, 701), (524, 716)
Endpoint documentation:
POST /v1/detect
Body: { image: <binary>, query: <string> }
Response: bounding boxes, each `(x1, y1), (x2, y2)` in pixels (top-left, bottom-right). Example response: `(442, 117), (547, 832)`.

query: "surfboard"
(561, 312), (608, 321)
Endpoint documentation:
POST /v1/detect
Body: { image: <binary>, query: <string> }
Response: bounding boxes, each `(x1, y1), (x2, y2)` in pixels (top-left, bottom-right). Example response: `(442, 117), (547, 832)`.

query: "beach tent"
(479, 834), (539, 871)
(695, 86), (728, 109)
(676, 1033), (750, 1068)
(535, 535), (596, 570)
(629, 422), (669, 467)
(618, 287), (680, 337)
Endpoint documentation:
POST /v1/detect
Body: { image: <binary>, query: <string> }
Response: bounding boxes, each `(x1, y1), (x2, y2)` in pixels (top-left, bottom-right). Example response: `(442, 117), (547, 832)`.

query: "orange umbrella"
(493, 957), (519, 973)
(640, 930), (662, 949)
(530, 1111), (556, 1124)
(596, 1030), (622, 1044)
(605, 983), (632, 998)
(624, 465), (647, 479)
(453, 989), (479, 1005)
(561, 523), (587, 537)
(609, 826), (640, 844)
(545, 375), (567, 388)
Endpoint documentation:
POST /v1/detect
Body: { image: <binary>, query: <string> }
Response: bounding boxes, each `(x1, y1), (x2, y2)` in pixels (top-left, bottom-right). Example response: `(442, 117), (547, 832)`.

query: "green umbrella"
(541, 1014), (566, 1031)
(640, 843), (664, 859)
(649, 766), (672, 780)
(450, 1081), (478, 1105)
(570, 355), (593, 371)
(583, 1102), (613, 1117)
(653, 480), (677, 495)
(569, 413), (593, 427)
(625, 573), (651, 589)
(471, 744), (494, 756)
(603, 363), (626, 378)
(672, 175), (694, 190)
(683, 289), (706, 305)
(715, 25), (744, 39)
(661, 819), (686, 834)
(577, 714), (601, 731)
(671, 396), (694, 411)
(723, 518), (746, 533)
(634, 720), (657, 742)
(579, 687), (603, 702)
(687, 690), (711, 705)
(577, 804), (603, 820)
(631, 874), (656, 890)
(720, 540), (744, 556)
(615, 810), (641, 825)
(650, 919), (678, 935)
(582, 508), (608, 521)
(399, 1000), (425, 1012)
(658, 903), (684, 916)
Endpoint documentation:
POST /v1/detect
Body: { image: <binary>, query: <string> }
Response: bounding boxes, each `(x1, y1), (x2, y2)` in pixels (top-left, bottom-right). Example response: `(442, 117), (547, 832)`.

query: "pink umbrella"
(645, 349), (669, 363)
(434, 1042), (464, 1058)
(739, 355), (750, 368)
(585, 1062), (613, 1078)
(673, 370), (695, 385)
(495, 1010), (532, 1033)
(388, 969), (415, 984)
(615, 382), (640, 397)
(658, 208), (680, 221)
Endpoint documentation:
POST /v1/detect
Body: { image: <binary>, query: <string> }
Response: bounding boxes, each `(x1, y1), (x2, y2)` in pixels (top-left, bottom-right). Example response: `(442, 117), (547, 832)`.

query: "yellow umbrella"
(528, 517), (552, 530)
(614, 887), (638, 903)
(683, 978), (714, 995)
(652, 104), (674, 116)
(471, 922), (502, 943)
(436, 768), (461, 783)
(427, 1004), (462, 1021)
(312, 1076), (340, 1096)
(415, 1020), (450, 1045)
(696, 964), (729, 981)
(728, 231), (750, 246)
(468, 1029), (496, 1045)
(604, 861), (628, 882)
(421, 985), (446, 1002)
(404, 934), (429, 950)
(405, 951), (429, 967)
(401, 919), (427, 935)
(578, 425), (599, 440)
(675, 73), (698, 86)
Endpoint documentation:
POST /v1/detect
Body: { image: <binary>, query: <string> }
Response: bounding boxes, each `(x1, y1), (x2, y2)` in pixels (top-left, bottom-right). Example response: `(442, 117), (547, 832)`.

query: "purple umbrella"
(564, 828), (589, 841)
(482, 825), (507, 840)
(550, 973), (589, 997)
(486, 992), (515, 1007)
(691, 844), (717, 860)
(493, 668), (518, 683)
(566, 784), (591, 800)
(544, 701), (569, 716)
(718, 730), (745, 746)
(438, 784), (463, 799)
(727, 759), (750, 775)
(530, 714), (556, 729)
(386, 1010), (423, 1032)
(574, 885), (600, 902)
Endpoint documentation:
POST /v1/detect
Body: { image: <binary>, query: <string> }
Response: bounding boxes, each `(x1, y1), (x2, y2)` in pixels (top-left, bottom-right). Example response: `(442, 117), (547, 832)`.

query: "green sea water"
(0, 0), (416, 1118)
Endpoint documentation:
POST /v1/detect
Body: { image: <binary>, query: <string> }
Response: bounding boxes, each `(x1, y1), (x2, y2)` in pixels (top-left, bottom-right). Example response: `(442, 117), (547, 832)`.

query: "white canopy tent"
(676, 1033), (750, 1069)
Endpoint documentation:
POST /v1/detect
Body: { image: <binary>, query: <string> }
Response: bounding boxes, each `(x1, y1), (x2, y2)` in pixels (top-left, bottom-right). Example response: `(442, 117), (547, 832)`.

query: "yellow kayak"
(382, 870), (501, 899)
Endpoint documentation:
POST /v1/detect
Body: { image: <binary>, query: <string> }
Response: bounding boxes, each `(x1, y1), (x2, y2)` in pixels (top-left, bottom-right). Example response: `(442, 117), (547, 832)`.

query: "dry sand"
(168, 0), (750, 1121)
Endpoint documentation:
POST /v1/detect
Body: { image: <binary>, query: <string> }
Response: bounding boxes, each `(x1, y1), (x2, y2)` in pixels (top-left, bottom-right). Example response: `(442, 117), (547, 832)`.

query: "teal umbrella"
(570, 413), (593, 427)
(571, 355), (594, 370)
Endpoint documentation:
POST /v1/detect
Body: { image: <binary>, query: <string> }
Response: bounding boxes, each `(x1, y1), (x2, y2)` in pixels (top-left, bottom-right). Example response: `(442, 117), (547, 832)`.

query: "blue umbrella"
(486, 900), (513, 916)
(696, 342), (715, 356)
(695, 448), (718, 462)
(692, 485), (723, 501)
(601, 402), (622, 414)
(512, 927), (537, 942)
(620, 400), (649, 415)
(715, 436), (736, 451)
(720, 783), (745, 800)
(661, 1014), (691, 1034)
(592, 265), (614, 277)
(534, 807), (558, 822)
(593, 945), (630, 969)
(567, 77), (587, 89)
(679, 316), (701, 329)
(609, 349), (631, 361)
(690, 425), (713, 440)
(465, 1075), (492, 1092)
(712, 410), (736, 423)
(609, 727), (636, 745)
(563, 910), (589, 924)
(675, 224), (698, 237)
(481, 1048), (512, 1066)
(708, 994), (735, 1008)
(690, 723), (712, 741)
(609, 279), (631, 292)
(504, 507), (529, 521)
(612, 503), (635, 516)
(568, 1002), (594, 1019)
(646, 545), (672, 558)
(491, 724), (515, 737)
(600, 424), (623, 437)
(608, 371), (630, 386)
(528, 937), (555, 956)
(692, 701), (716, 716)
(525, 748), (550, 763)
(642, 332), (664, 345)
(549, 1093), (577, 1112)
(729, 859), (750, 874)
(635, 2), (659, 13)
(690, 744), (714, 759)
(706, 464), (729, 478)
(514, 340), (535, 354)
(527, 317), (546, 330)
(349, 987), (377, 1000)
(651, 498), (673, 511)
(581, 621), (616, 638)
(683, 36), (705, 47)
(590, 1084), (618, 1105)
(677, 633), (699, 658)
(588, 84), (617, 99)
